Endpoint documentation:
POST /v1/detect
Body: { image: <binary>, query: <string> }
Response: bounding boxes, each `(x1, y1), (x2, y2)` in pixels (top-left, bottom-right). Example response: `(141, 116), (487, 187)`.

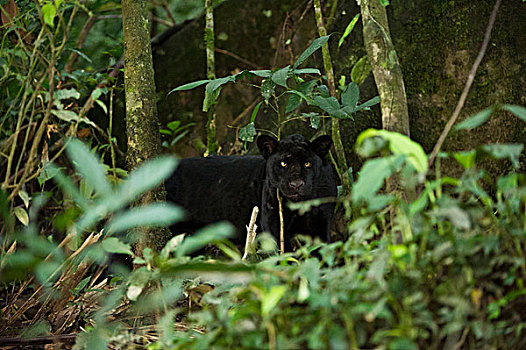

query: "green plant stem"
(313, 0), (351, 196)
(204, 0), (218, 155)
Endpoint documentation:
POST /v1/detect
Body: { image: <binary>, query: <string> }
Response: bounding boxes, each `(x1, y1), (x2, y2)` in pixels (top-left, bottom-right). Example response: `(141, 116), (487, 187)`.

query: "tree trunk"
(122, 0), (170, 252)
(360, 0), (410, 241)
(360, 0), (410, 136)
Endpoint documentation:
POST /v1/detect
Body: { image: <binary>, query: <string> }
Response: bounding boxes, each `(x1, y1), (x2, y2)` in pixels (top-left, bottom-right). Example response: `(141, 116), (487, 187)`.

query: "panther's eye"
(304, 162), (312, 168)
(280, 161), (287, 167)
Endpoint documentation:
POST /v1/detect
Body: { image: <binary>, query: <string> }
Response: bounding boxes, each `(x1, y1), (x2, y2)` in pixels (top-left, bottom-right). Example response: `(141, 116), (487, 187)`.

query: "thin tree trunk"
(313, 0), (351, 197)
(360, 0), (410, 135)
(122, 0), (170, 252)
(360, 0), (410, 241)
(204, 0), (218, 155)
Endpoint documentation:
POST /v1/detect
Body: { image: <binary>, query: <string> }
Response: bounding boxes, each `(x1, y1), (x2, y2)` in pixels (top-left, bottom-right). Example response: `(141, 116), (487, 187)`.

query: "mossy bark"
(360, 0), (409, 136)
(122, 0), (170, 252)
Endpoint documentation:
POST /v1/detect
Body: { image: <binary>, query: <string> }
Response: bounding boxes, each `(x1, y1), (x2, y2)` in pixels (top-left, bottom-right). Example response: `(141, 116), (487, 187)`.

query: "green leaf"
(250, 101), (262, 123)
(356, 96), (380, 110)
(356, 129), (428, 173)
(292, 68), (321, 75)
(271, 66), (291, 88)
(202, 86), (221, 112)
(313, 96), (340, 114)
(352, 155), (405, 204)
(66, 139), (112, 196)
(293, 35), (330, 69)
(41, 2), (57, 27)
(379, 0), (390, 6)
(480, 143), (524, 168)
(261, 285), (287, 317)
(261, 79), (276, 102)
(338, 13), (360, 48)
(168, 79), (210, 94)
(160, 234), (186, 260)
(341, 82), (359, 109)
(111, 156), (178, 211)
(106, 203), (184, 234)
(102, 237), (133, 256)
(286, 93), (302, 113)
(176, 222), (234, 257)
(351, 56), (372, 86)
(54, 88), (80, 101)
(206, 76), (236, 94)
(51, 110), (98, 128)
(18, 190), (30, 208)
(454, 150), (477, 169)
(502, 104), (526, 122)
(249, 69), (272, 78)
(455, 107), (494, 130)
(14, 207), (29, 226)
(307, 113), (320, 129)
(239, 122), (256, 142)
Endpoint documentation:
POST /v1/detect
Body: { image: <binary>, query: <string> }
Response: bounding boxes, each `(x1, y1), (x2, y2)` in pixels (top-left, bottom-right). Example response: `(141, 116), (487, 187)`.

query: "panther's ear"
(311, 135), (333, 158)
(257, 134), (278, 158)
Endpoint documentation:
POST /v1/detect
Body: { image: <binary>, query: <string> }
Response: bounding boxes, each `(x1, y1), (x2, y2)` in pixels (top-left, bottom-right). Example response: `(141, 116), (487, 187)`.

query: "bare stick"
(242, 206), (259, 260)
(277, 189), (285, 254)
(428, 0), (502, 168)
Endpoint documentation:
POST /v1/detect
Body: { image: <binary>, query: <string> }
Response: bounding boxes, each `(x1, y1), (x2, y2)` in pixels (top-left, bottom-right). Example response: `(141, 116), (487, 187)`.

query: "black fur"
(165, 134), (337, 251)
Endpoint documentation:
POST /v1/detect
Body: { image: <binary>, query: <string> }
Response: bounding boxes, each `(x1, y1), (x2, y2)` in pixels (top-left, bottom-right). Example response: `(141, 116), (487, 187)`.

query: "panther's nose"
(289, 179), (305, 190)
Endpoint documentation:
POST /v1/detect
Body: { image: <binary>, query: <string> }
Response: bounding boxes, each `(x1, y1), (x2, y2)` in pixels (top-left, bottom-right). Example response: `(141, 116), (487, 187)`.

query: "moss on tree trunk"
(122, 0), (170, 252)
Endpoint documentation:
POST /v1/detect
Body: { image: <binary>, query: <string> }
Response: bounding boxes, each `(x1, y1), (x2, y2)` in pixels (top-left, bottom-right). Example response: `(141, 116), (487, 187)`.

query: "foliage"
(169, 35), (380, 143)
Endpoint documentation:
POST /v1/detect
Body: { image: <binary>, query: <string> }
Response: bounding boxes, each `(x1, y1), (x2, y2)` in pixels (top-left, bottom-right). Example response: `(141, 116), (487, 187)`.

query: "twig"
(242, 206), (259, 260)
(215, 47), (260, 68)
(277, 189), (285, 254)
(0, 334), (77, 346)
(428, 0), (502, 168)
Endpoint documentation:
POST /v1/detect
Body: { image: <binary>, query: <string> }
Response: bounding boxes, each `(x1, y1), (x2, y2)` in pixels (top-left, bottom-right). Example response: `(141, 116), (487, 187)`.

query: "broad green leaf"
(271, 66), (290, 88)
(106, 203), (184, 234)
(454, 150), (476, 169)
(351, 56), (372, 86)
(41, 2), (57, 27)
(176, 222), (234, 257)
(206, 76), (236, 94)
(66, 139), (112, 196)
(356, 129), (428, 173)
(379, 0), (390, 6)
(338, 13), (361, 48)
(51, 110), (98, 128)
(14, 207), (29, 226)
(168, 79), (210, 94)
(261, 285), (287, 317)
(341, 82), (359, 109)
(102, 237), (133, 256)
(313, 96), (340, 114)
(308, 113), (320, 129)
(293, 35), (330, 69)
(239, 122), (256, 142)
(111, 156), (178, 211)
(455, 107), (494, 130)
(352, 155), (405, 204)
(286, 93), (302, 113)
(481, 143), (524, 168)
(502, 104), (526, 122)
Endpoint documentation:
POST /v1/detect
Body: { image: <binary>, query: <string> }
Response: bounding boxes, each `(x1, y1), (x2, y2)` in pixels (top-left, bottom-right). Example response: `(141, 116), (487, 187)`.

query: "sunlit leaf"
(502, 104), (526, 122)
(14, 207), (29, 226)
(338, 13), (360, 48)
(261, 285), (287, 317)
(176, 222), (234, 257)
